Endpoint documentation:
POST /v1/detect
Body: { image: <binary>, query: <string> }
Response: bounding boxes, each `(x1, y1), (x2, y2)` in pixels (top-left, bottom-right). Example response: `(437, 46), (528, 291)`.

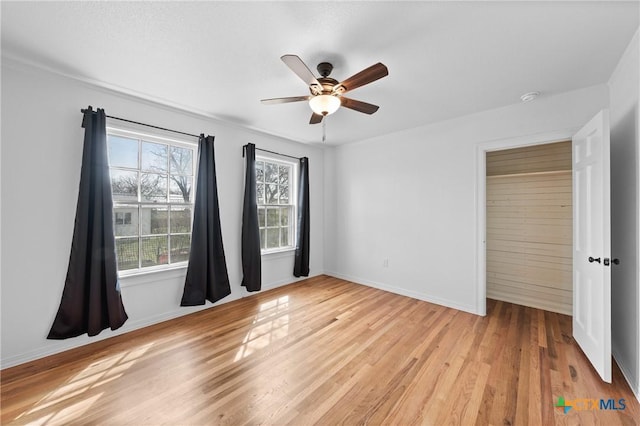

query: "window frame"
(115, 211), (132, 225)
(106, 126), (197, 276)
(255, 154), (298, 255)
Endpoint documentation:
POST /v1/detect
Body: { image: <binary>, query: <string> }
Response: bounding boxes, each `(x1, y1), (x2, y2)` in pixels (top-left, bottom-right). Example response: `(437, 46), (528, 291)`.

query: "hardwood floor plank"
(1, 276), (638, 425)
(459, 361), (493, 426)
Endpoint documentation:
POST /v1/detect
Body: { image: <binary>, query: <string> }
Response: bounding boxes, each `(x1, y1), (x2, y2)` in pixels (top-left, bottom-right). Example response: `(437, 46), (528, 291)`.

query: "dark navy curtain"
(48, 107), (128, 339)
(293, 157), (310, 277)
(181, 135), (231, 305)
(241, 143), (261, 291)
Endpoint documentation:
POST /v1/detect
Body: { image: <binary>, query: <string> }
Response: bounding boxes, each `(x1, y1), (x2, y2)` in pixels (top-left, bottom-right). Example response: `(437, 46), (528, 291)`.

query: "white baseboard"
(260, 272), (323, 292)
(323, 271), (479, 315)
(612, 348), (640, 403)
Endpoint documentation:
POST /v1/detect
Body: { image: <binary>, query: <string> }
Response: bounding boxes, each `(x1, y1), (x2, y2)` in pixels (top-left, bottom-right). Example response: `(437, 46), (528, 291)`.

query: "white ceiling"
(2, 1), (638, 145)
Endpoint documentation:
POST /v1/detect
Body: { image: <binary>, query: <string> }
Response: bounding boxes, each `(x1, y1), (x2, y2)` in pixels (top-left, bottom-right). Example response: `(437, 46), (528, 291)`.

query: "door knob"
(613, 258), (620, 265)
(588, 256), (601, 263)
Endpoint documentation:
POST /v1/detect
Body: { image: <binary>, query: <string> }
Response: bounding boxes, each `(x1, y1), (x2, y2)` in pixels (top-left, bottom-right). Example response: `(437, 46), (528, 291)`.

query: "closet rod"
(80, 109), (200, 139)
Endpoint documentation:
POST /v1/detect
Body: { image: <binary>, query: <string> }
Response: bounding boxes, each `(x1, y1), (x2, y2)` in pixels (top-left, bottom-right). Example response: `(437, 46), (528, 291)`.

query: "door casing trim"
(475, 128), (579, 316)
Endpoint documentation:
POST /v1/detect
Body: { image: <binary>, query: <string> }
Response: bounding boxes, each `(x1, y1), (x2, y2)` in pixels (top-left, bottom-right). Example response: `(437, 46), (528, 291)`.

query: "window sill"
(261, 247), (296, 259)
(118, 263), (188, 288)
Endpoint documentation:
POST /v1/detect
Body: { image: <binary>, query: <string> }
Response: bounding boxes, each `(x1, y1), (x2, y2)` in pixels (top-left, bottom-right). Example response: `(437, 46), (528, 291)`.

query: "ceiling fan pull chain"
(322, 118), (326, 143)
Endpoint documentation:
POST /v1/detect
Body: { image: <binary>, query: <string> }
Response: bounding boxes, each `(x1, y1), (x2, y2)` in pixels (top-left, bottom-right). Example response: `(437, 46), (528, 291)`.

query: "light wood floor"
(1, 275), (638, 425)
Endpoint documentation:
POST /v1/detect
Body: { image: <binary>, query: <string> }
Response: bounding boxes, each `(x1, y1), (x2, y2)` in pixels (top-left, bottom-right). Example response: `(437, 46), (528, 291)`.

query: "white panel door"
(572, 109), (611, 383)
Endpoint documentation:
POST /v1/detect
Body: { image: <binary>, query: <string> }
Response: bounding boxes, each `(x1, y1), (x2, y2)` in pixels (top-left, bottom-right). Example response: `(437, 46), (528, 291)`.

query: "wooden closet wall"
(486, 141), (572, 315)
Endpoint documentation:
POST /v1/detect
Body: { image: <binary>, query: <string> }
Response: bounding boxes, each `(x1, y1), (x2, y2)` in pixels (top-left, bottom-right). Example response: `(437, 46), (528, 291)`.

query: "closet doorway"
(485, 141), (573, 315)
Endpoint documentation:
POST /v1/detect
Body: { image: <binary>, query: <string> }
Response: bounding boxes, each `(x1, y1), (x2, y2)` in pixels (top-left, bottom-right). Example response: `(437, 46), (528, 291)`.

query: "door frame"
(475, 128), (579, 315)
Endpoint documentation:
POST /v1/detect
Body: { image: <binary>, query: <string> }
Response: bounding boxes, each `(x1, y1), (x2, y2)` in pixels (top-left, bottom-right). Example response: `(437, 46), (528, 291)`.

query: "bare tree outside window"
(256, 158), (295, 251)
(108, 132), (195, 272)
(142, 142), (193, 203)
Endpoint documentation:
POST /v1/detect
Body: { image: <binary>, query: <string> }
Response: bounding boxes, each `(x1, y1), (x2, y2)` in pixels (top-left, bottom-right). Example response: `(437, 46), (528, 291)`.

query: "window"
(256, 157), (296, 252)
(107, 128), (196, 272)
(115, 212), (132, 225)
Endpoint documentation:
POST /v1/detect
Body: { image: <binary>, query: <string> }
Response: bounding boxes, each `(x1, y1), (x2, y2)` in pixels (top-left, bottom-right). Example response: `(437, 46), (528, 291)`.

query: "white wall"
(609, 28), (640, 400)
(0, 59), (325, 368)
(324, 84), (609, 314)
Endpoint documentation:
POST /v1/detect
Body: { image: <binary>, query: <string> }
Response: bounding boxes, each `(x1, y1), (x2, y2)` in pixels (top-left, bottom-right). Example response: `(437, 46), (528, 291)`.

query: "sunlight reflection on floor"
(234, 296), (290, 361)
(14, 342), (154, 425)
(26, 393), (104, 426)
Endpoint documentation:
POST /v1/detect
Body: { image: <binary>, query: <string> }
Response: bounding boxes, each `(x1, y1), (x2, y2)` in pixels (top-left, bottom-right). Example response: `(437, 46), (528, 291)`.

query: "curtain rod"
(242, 144), (300, 161)
(80, 109), (200, 139)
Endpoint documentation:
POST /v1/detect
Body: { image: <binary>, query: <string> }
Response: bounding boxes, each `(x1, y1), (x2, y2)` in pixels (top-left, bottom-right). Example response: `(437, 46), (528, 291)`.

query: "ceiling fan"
(261, 54), (389, 124)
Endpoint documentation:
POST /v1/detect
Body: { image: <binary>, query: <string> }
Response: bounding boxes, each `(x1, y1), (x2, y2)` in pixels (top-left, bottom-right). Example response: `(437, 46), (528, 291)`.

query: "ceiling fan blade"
(333, 62), (389, 94)
(340, 97), (380, 114)
(281, 55), (322, 94)
(261, 96), (310, 105)
(309, 113), (324, 125)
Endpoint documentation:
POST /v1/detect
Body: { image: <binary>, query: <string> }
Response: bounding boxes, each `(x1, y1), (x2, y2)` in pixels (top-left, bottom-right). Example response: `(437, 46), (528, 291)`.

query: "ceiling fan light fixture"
(309, 94), (341, 116)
